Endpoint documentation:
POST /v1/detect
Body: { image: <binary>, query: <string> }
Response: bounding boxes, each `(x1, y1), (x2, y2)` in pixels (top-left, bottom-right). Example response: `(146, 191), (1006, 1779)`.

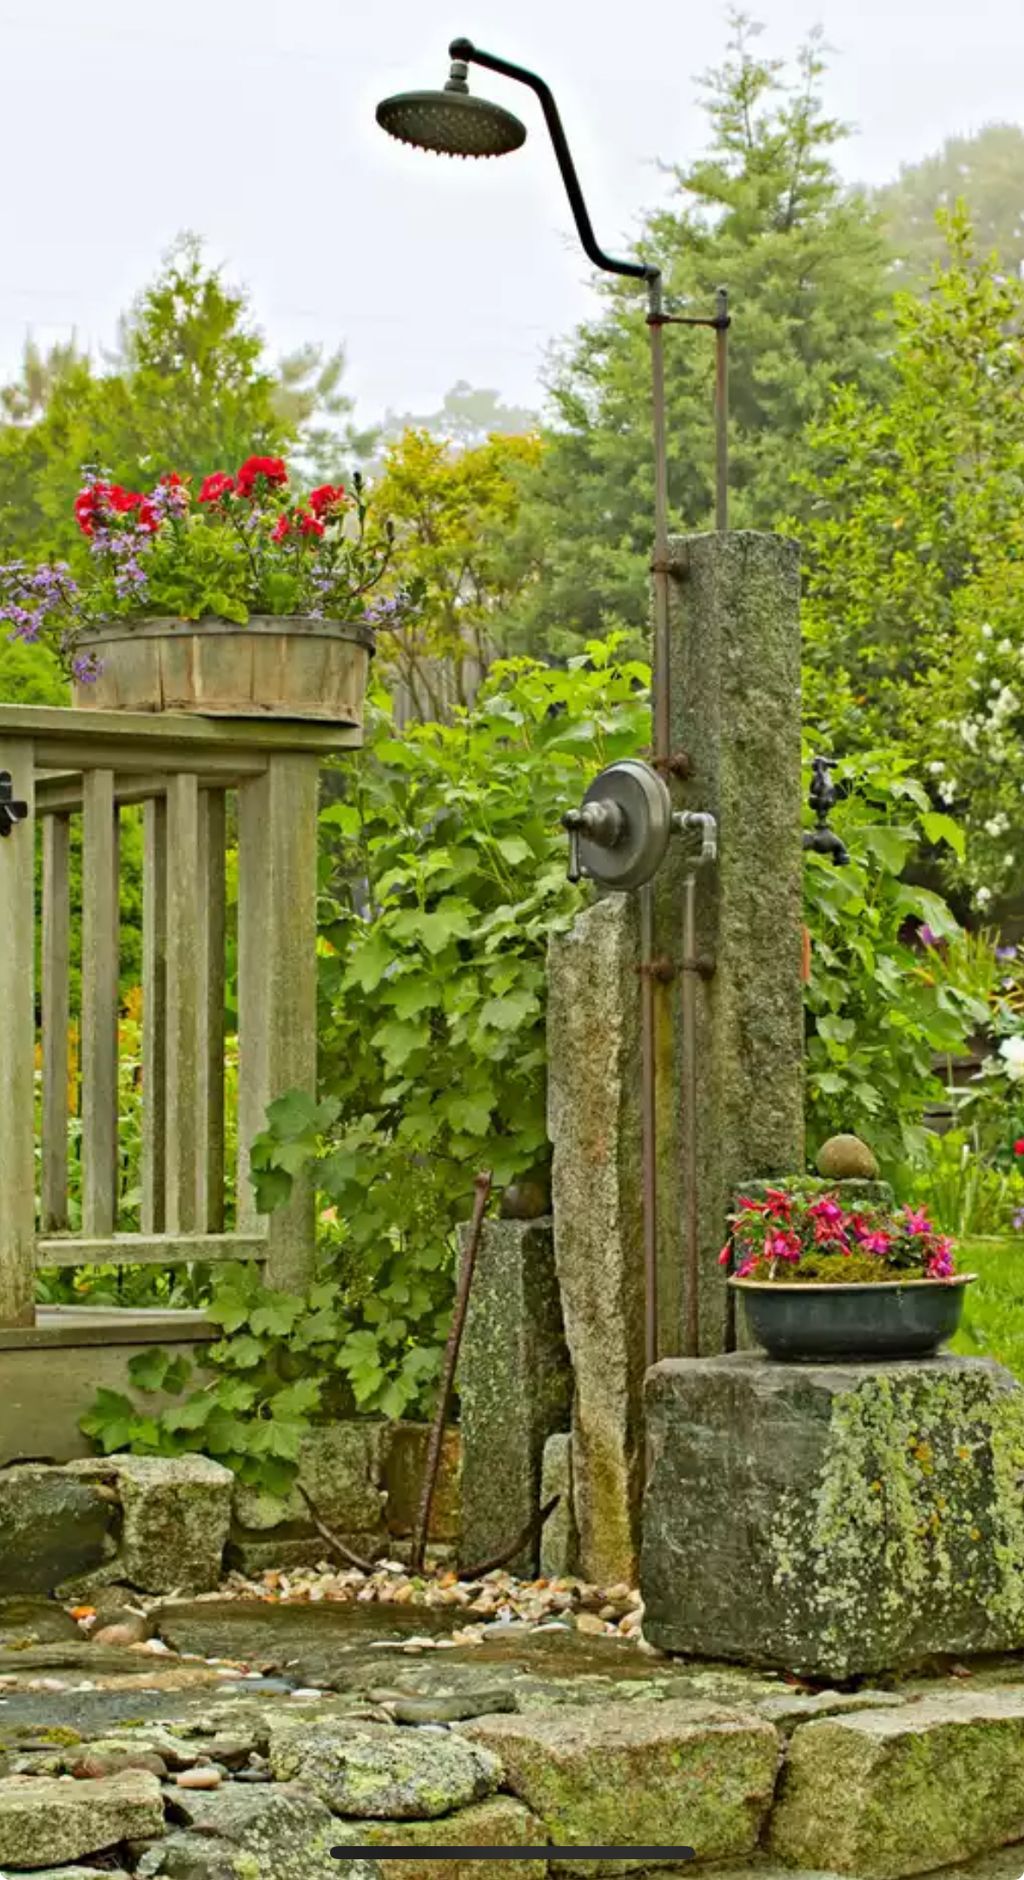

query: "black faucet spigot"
(802, 756), (849, 866)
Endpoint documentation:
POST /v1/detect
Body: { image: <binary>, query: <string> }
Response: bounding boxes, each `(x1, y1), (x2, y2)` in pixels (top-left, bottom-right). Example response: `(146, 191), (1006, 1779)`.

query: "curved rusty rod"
(411, 1170), (493, 1571)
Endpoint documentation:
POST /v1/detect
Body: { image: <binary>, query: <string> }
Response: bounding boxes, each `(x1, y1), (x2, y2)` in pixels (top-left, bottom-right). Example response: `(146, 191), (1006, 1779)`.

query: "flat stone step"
(770, 1691), (1024, 1876)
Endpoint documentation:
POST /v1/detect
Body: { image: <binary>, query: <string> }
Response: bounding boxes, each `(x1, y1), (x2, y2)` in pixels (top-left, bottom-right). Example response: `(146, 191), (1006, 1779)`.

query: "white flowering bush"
(928, 577), (1024, 909)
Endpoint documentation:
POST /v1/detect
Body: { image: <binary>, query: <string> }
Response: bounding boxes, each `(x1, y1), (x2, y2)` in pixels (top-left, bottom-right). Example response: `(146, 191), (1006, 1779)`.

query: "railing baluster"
(237, 754), (318, 1290)
(141, 796), (167, 1234)
(0, 736), (36, 1326)
(164, 773), (202, 1233)
(197, 788), (227, 1232)
(41, 812), (71, 1231)
(81, 769), (119, 1237)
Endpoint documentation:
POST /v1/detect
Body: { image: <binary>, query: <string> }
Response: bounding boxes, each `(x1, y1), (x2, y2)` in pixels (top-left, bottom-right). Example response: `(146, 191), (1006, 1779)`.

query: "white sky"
(0, 0), (1022, 431)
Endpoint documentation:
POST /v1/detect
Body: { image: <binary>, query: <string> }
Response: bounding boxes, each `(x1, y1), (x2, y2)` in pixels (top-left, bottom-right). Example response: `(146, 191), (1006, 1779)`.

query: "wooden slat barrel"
(72, 616), (375, 724)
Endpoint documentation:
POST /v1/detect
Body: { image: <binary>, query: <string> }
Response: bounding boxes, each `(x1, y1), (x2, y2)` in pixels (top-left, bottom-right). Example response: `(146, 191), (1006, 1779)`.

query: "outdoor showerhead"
(375, 59), (527, 159)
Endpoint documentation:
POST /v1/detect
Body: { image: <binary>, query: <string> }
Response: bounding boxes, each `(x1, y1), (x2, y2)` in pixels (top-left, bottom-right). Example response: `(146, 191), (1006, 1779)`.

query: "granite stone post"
(457, 1218), (572, 1577)
(539, 1433), (579, 1578)
(641, 1351), (1024, 1679)
(547, 894), (646, 1585)
(654, 531), (805, 1355)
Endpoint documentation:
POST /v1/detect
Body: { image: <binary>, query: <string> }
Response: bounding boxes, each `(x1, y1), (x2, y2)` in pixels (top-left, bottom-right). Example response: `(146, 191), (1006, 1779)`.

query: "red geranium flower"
(298, 509), (324, 538)
(199, 472), (235, 505)
(74, 481), (158, 535)
(308, 483), (345, 518)
(160, 471), (187, 488)
(236, 455), (288, 498)
(270, 515), (291, 543)
(1015, 1139), (1024, 1158)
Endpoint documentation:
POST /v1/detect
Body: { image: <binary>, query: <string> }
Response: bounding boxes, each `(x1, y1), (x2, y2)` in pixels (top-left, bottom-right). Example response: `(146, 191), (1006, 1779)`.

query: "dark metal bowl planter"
(729, 1274), (975, 1362)
(72, 616), (375, 725)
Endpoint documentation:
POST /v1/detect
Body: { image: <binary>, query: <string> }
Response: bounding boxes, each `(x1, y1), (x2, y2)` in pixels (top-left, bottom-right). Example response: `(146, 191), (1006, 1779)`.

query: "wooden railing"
(0, 704), (358, 1329)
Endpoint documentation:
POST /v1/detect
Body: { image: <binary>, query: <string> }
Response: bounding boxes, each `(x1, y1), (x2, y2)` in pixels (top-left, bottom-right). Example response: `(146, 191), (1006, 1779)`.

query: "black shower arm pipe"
(448, 37), (659, 289)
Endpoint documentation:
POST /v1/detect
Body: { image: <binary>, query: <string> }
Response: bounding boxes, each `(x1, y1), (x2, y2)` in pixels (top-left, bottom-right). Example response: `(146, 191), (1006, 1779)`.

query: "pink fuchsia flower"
(735, 1258), (758, 1279)
(809, 1195), (846, 1227)
(766, 1228), (802, 1264)
(927, 1237), (955, 1278)
(762, 1187), (794, 1219)
(901, 1207), (933, 1237)
(718, 1243), (733, 1267)
(859, 1231), (892, 1257)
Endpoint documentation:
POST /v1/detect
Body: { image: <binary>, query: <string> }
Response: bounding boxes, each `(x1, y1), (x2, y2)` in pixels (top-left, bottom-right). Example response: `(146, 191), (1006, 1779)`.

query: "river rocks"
(330, 1794), (547, 1879)
(0, 1767), (164, 1867)
(461, 1698), (780, 1875)
(63, 1454), (233, 1594)
(0, 1596), (81, 1647)
(268, 1715), (502, 1818)
(642, 1352), (1024, 1679)
(770, 1692), (1024, 1878)
(0, 1467), (115, 1595)
(816, 1134), (880, 1180)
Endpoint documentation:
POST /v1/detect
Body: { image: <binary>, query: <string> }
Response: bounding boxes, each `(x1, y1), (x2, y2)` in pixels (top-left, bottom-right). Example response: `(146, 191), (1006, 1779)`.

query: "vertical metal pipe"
(649, 277), (671, 764)
(645, 271), (670, 1367)
(714, 286), (729, 533)
(639, 883), (658, 1370)
(411, 1170), (492, 1571)
(681, 871), (700, 1357)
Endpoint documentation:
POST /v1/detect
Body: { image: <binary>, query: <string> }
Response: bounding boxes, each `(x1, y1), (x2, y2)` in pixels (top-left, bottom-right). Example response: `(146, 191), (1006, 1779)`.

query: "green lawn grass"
(951, 1237), (1024, 1378)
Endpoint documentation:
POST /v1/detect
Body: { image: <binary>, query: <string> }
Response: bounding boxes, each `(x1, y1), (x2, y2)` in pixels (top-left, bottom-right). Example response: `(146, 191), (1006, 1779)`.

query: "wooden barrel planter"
(71, 616), (375, 725)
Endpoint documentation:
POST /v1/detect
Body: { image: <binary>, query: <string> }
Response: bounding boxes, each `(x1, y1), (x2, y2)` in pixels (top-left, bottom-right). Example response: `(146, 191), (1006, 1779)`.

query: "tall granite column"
(654, 531), (805, 1356)
(546, 532), (804, 1579)
(547, 894), (646, 1586)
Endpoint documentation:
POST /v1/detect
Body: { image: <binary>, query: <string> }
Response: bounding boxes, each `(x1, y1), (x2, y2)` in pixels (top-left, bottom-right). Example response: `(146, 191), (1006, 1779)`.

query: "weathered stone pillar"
(457, 1218), (572, 1576)
(547, 896), (646, 1585)
(654, 531), (805, 1354)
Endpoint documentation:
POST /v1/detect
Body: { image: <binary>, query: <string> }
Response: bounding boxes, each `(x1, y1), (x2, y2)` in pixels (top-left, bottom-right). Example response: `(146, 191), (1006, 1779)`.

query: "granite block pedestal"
(641, 1352), (1024, 1680)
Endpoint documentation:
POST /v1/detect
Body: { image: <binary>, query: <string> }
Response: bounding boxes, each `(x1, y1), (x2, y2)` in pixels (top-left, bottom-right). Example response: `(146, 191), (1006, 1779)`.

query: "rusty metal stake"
(410, 1169), (493, 1572)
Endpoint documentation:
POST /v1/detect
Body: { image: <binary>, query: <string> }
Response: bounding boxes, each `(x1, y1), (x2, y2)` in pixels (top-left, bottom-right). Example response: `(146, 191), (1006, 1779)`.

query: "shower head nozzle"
(376, 60), (527, 160)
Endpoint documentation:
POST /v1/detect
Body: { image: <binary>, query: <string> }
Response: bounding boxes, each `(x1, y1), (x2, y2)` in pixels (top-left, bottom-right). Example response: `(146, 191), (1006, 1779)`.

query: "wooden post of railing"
(81, 769), (119, 1236)
(165, 772), (203, 1234)
(237, 752), (319, 1292)
(41, 811), (71, 1231)
(0, 737), (36, 1326)
(141, 796), (167, 1233)
(197, 788), (226, 1233)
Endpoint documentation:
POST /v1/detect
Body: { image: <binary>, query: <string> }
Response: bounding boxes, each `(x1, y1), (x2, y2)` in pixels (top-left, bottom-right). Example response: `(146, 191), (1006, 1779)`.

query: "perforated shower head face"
(376, 62), (527, 159)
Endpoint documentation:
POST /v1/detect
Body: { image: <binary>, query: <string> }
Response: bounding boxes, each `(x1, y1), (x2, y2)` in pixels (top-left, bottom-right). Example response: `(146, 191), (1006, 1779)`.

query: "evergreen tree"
(874, 123), (1024, 285)
(0, 237), (356, 562)
(519, 15), (893, 649)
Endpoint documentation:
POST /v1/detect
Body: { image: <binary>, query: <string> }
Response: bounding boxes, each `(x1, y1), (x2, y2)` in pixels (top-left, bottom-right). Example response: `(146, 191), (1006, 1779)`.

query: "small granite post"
(547, 895), (646, 1585)
(654, 531), (805, 1354)
(458, 1219), (572, 1576)
(641, 1351), (1024, 1679)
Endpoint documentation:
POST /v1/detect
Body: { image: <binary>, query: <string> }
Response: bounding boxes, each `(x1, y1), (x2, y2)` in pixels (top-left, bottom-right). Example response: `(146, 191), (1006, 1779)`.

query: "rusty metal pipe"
(639, 883), (658, 1369)
(681, 871), (700, 1356)
(411, 1169), (492, 1571)
(714, 287), (729, 533)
